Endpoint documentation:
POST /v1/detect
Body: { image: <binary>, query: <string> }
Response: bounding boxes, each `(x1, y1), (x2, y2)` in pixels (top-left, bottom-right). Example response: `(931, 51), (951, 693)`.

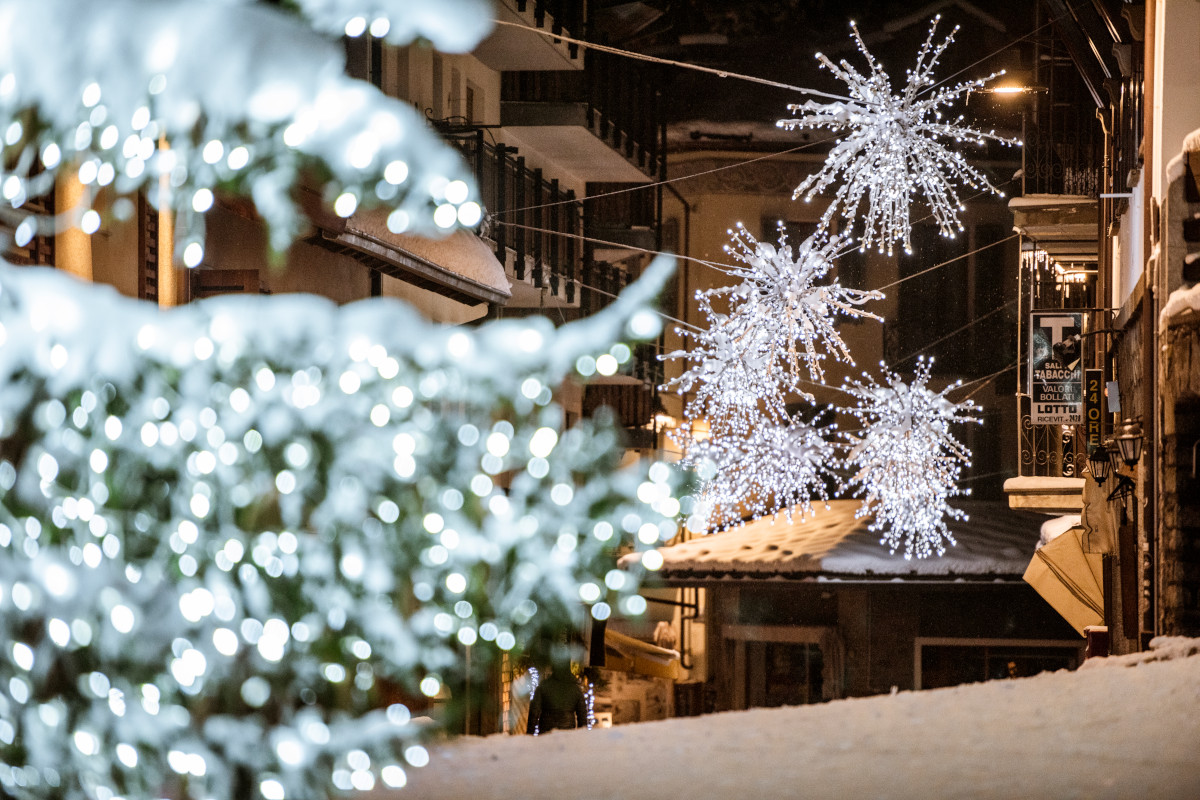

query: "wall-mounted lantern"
(1088, 444), (1113, 486)
(1113, 418), (1144, 469)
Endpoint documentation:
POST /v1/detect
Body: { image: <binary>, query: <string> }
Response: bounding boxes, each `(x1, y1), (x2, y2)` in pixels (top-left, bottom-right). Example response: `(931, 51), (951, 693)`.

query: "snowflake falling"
(839, 358), (980, 559)
(677, 413), (835, 531)
(777, 16), (1018, 255)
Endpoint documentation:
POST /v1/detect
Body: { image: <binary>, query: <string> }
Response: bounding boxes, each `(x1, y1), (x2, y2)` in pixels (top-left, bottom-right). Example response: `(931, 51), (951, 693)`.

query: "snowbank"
(391, 638), (1200, 799)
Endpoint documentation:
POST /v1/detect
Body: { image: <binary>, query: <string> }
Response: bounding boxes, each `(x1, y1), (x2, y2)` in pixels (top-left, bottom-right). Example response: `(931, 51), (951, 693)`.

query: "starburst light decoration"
(722, 223), (883, 386)
(777, 16), (1018, 255)
(678, 415), (835, 531)
(0, 257), (682, 800)
(665, 224), (882, 427)
(839, 358), (980, 559)
(663, 224), (881, 528)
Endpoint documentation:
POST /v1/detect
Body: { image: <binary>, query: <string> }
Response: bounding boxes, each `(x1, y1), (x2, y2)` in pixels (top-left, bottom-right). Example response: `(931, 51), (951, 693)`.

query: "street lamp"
(1088, 444), (1112, 486)
(1113, 418), (1144, 468)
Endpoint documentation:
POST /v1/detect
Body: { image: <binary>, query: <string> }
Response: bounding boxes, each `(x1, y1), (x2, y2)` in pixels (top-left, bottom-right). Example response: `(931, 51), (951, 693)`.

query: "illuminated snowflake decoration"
(0, 258), (681, 800)
(663, 293), (795, 437)
(664, 224), (881, 528)
(722, 222), (883, 385)
(839, 358), (979, 559)
(665, 224), (882, 433)
(777, 16), (1018, 255)
(679, 413), (835, 531)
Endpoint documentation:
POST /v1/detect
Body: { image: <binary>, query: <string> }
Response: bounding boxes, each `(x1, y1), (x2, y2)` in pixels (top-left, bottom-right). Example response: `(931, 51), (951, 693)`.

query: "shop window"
(916, 640), (1080, 690)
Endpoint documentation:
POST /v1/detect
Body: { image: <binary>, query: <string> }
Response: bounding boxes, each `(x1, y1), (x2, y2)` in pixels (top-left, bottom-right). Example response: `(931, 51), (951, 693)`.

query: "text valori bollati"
(1030, 311), (1083, 424)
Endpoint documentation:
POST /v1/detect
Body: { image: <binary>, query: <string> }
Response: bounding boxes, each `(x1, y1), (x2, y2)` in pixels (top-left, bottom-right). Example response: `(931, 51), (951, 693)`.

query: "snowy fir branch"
(0, 258), (685, 800)
(0, 0), (484, 259)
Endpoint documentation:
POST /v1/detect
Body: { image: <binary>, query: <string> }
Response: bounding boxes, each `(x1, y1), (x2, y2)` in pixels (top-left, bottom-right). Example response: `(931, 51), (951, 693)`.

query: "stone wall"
(1159, 316), (1200, 635)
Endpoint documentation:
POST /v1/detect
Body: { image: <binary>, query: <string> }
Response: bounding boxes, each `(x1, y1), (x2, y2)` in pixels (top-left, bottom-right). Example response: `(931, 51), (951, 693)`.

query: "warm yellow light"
(990, 86), (1027, 94)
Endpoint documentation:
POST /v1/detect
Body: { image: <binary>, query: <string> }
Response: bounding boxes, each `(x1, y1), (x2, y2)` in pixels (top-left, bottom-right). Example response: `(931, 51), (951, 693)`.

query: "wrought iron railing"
(1021, 37), (1103, 197)
(443, 129), (583, 304)
(1015, 245), (1106, 477)
(500, 48), (664, 179)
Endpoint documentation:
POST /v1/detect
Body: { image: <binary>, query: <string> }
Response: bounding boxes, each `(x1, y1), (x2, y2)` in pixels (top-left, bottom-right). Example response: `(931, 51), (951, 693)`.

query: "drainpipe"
(1140, 0), (1157, 648)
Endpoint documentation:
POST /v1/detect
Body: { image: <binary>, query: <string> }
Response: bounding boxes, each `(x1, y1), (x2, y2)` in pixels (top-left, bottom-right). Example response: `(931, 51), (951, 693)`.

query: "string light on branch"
(777, 16), (1019, 255)
(0, 0), (484, 255)
(838, 358), (980, 559)
(0, 257), (682, 800)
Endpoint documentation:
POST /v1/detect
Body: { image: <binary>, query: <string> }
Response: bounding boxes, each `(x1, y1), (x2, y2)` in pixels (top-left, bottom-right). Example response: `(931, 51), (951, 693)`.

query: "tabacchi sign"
(1029, 311), (1083, 425)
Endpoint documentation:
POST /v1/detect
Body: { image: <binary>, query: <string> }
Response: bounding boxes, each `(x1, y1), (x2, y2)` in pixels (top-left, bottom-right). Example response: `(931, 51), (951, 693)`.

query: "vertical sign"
(1084, 369), (1103, 446)
(1029, 311), (1083, 425)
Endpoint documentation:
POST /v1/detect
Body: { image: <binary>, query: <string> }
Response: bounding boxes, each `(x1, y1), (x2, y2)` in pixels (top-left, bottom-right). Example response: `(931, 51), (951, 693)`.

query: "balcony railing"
(443, 128), (583, 304)
(501, 48), (664, 179)
(1015, 245), (1105, 478)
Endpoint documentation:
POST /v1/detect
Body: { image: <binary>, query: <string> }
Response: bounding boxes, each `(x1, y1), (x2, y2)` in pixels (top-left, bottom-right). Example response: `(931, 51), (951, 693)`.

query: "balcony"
(473, 0), (583, 72)
(446, 129), (582, 309)
(499, 49), (664, 183)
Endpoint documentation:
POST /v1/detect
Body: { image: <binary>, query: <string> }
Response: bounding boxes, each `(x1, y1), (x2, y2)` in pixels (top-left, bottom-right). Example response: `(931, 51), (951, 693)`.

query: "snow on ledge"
(1078, 636), (1200, 671)
(1160, 283), (1200, 329)
(1003, 476), (1086, 492)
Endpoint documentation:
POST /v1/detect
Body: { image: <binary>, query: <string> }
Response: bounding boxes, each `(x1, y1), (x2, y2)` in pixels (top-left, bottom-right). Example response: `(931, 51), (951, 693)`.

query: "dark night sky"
(591, 0), (1040, 127)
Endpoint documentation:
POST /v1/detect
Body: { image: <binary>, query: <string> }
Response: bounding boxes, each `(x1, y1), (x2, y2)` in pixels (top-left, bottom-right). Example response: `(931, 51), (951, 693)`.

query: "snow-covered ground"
(392, 638), (1200, 799)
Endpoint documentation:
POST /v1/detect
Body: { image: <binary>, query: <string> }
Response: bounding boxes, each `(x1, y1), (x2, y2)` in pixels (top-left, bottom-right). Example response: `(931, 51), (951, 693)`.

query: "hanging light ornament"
(839, 358), (980, 559)
(678, 413), (835, 531)
(777, 15), (1019, 255)
(665, 224), (882, 428)
(664, 224), (879, 529)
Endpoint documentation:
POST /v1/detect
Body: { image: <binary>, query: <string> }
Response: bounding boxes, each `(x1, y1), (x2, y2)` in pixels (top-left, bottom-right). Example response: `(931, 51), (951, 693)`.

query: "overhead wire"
(490, 19), (852, 102)
(482, 17), (1038, 392)
(491, 136), (835, 217)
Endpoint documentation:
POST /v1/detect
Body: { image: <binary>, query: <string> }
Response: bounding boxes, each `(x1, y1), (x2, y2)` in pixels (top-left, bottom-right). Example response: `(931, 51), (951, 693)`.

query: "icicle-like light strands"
(777, 16), (1019, 255)
(677, 413), (836, 532)
(838, 358), (980, 559)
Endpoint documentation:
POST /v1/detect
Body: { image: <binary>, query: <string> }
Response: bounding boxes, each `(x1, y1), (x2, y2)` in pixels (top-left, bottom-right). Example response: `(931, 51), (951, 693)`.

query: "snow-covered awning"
(632, 500), (1049, 582)
(304, 192), (512, 305)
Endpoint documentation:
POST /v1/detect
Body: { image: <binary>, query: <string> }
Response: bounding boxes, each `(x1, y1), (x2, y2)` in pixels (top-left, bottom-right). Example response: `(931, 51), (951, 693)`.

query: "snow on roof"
(399, 637), (1200, 800)
(638, 500), (1047, 581)
(1161, 282), (1200, 328)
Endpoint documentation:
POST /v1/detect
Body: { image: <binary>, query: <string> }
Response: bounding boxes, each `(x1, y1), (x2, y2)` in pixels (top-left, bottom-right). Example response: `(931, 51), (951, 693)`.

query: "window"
(915, 638), (1081, 690)
(746, 642), (824, 707)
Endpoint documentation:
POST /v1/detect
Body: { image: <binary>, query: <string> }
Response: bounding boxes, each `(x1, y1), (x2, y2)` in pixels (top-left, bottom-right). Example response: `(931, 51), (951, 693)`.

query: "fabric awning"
(1023, 526), (1104, 636)
(603, 629), (681, 680)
